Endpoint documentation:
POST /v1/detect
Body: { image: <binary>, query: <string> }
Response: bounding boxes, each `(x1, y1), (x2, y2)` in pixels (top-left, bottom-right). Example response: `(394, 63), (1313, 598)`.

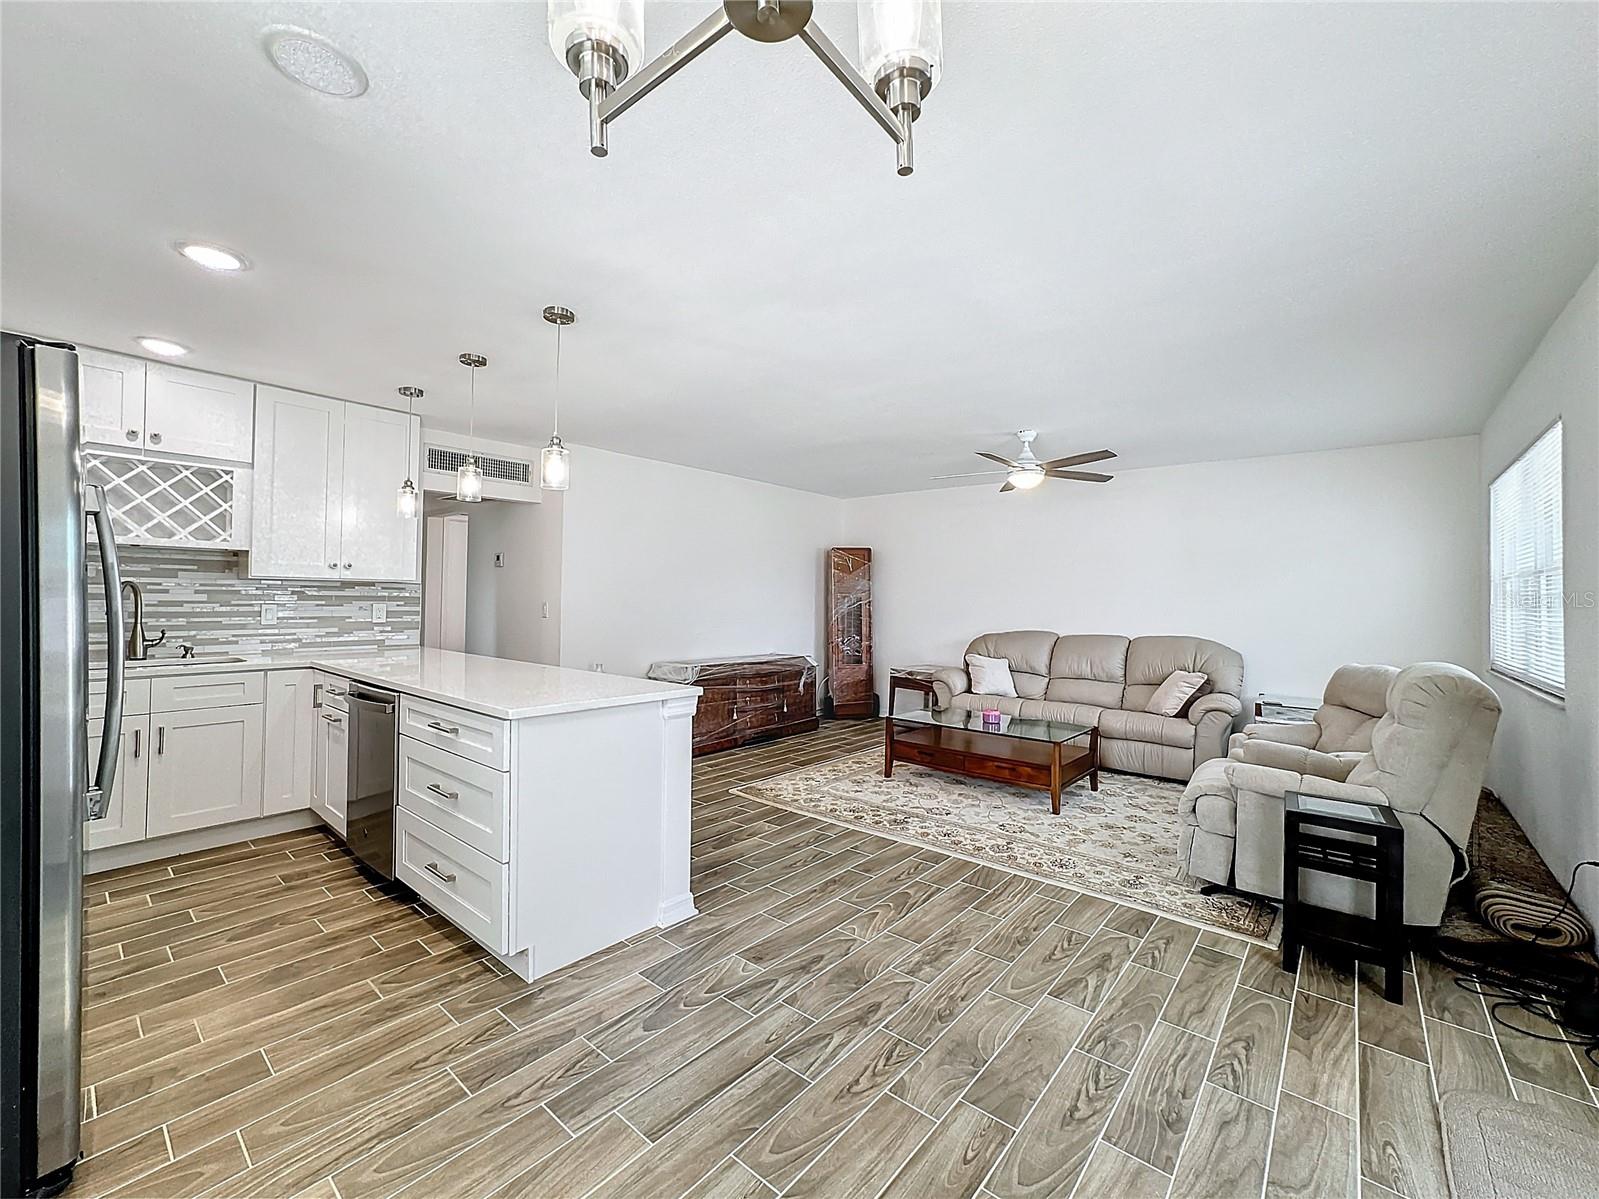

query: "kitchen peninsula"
(89, 648), (701, 982)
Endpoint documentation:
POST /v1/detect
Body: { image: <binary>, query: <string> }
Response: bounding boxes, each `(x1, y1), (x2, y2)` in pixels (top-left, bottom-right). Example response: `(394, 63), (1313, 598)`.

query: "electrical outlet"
(494, 552), (505, 569)
(373, 603), (387, 623)
(591, 662), (604, 673)
(262, 603), (277, 625)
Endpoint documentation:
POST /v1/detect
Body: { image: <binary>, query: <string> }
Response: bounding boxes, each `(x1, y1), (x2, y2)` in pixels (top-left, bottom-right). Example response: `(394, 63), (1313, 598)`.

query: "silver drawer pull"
(424, 862), (456, 884)
(425, 783), (459, 802)
(321, 712), (342, 724)
(325, 685), (347, 696)
(427, 721), (460, 736)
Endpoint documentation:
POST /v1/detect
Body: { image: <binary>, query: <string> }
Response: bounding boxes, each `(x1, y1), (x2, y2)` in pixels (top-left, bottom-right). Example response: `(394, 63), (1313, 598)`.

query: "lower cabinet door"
(310, 707), (348, 837)
(86, 716), (150, 850)
(263, 670), (316, 816)
(395, 809), (509, 953)
(147, 705), (265, 837)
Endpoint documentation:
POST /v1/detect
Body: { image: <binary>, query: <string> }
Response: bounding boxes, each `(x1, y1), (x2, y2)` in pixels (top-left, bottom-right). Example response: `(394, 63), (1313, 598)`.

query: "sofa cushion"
(967, 631), (1056, 699)
(1017, 699), (1105, 727)
(1098, 708), (1195, 748)
(1145, 670), (1208, 717)
(1044, 635), (1129, 707)
(965, 654), (1018, 698)
(949, 692), (1027, 717)
(1122, 636), (1243, 713)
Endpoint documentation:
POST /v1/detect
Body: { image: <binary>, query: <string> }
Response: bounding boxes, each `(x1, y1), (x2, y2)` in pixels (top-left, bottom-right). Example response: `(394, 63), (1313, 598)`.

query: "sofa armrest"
(1187, 693), (1241, 724)
(930, 666), (970, 709)
(1232, 740), (1358, 782)
(1233, 720), (1321, 748)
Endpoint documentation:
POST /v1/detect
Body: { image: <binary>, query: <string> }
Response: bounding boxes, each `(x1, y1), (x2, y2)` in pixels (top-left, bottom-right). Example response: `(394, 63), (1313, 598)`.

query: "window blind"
(1489, 420), (1564, 696)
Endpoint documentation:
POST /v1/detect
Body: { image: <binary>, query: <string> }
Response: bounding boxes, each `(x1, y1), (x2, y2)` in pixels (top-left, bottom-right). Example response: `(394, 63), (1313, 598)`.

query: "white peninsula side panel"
(510, 693), (697, 977)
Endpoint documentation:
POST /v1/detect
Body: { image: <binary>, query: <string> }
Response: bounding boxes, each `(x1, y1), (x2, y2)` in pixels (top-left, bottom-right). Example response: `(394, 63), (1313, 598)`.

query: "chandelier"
(548, 1), (943, 175)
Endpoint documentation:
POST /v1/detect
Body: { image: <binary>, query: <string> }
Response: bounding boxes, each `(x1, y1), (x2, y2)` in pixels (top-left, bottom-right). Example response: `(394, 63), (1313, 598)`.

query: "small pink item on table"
(981, 708), (1002, 724)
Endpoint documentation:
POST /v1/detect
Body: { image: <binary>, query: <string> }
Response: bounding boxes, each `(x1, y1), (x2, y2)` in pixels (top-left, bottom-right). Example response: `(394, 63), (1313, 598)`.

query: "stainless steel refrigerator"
(2, 332), (125, 1197)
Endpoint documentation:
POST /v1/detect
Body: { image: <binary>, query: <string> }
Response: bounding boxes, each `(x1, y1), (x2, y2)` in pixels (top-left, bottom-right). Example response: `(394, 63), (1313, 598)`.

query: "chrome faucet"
(120, 581), (166, 661)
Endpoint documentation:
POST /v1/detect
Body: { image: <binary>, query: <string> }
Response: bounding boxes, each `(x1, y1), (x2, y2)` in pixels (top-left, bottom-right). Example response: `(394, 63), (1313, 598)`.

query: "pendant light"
(456, 353), (487, 502)
(540, 306), (574, 491)
(395, 386), (423, 518)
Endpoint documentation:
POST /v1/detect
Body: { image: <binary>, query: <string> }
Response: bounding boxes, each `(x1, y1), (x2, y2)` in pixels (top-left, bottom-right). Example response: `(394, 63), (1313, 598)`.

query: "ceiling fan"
(933, 430), (1118, 493)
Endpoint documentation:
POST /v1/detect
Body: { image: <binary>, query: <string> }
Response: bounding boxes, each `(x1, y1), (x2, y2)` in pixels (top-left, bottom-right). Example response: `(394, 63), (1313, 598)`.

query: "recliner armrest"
(1223, 759), (1304, 799)
(1297, 774), (1389, 808)
(1186, 693), (1241, 724)
(931, 666), (970, 709)
(1232, 740), (1358, 782)
(1233, 720), (1320, 748)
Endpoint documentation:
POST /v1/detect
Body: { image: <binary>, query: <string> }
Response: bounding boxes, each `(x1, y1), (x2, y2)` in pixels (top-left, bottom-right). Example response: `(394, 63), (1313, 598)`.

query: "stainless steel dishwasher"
(346, 684), (398, 879)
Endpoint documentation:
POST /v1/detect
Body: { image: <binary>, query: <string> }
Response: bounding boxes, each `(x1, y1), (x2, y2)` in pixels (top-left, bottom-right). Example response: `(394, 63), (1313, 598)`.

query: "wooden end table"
(1282, 791), (1406, 1003)
(885, 708), (1098, 815)
(887, 667), (941, 715)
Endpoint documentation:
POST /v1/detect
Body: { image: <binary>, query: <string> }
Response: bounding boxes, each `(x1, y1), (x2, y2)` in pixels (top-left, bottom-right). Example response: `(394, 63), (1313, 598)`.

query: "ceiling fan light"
(455, 457), (483, 503)
(858, 0), (943, 90)
(1008, 468), (1045, 491)
(540, 437), (571, 491)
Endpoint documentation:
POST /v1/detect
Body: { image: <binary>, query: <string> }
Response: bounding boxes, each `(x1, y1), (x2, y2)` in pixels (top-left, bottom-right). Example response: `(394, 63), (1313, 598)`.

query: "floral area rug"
(733, 750), (1280, 944)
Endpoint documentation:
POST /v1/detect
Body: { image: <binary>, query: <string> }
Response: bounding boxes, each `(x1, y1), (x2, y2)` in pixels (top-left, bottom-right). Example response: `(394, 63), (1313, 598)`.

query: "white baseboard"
(86, 810), (323, 875)
(657, 893), (699, 929)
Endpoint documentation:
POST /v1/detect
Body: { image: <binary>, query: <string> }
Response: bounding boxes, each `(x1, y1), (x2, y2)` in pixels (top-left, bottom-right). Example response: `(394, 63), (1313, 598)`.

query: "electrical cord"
(1441, 860), (1599, 1070)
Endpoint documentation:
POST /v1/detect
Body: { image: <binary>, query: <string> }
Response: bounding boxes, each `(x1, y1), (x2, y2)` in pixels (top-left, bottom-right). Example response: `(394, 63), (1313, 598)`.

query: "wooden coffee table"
(885, 708), (1099, 815)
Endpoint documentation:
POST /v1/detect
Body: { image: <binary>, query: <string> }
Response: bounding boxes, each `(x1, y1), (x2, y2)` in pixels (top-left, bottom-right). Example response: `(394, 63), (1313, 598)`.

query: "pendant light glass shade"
(396, 478), (419, 517)
(540, 436), (571, 491)
(547, 0), (644, 72)
(857, 0), (943, 88)
(455, 458), (483, 502)
(396, 385), (423, 519)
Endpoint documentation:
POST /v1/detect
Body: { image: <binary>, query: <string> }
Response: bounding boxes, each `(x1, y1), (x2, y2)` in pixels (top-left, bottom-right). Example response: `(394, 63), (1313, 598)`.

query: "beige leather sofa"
(930, 631), (1244, 781)
(1178, 662), (1501, 926)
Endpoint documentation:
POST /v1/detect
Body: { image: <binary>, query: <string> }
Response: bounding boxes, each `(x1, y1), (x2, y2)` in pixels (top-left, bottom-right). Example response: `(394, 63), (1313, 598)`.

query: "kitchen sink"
(135, 654), (250, 667)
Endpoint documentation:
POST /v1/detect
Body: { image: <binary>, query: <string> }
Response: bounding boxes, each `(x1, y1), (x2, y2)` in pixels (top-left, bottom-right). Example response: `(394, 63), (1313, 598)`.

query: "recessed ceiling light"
(175, 241), (250, 272)
(136, 337), (189, 358)
(263, 26), (368, 98)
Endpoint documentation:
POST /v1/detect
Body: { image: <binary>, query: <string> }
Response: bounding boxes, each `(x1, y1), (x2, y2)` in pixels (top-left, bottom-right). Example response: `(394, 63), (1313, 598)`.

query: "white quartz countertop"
(117, 648), (700, 721)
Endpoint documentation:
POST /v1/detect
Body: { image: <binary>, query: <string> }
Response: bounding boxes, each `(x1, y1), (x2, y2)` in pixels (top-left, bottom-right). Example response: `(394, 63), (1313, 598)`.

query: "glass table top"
(891, 707), (1093, 745)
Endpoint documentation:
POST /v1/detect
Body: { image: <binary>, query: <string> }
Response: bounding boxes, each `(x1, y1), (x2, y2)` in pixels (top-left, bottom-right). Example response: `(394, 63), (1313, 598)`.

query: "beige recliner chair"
(1226, 663), (1398, 760)
(1178, 662), (1501, 926)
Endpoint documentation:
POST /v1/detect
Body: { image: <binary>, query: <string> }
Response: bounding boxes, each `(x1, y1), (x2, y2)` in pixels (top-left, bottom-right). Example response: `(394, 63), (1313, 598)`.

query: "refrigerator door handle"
(85, 484), (124, 820)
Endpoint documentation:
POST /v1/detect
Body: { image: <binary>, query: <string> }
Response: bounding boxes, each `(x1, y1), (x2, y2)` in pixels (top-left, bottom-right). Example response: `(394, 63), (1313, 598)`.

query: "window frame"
(1488, 417), (1565, 701)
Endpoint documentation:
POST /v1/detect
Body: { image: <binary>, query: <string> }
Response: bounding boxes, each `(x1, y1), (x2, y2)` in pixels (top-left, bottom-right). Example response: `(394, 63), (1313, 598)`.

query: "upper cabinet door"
(339, 404), (420, 582)
(250, 386), (345, 580)
(143, 364), (255, 462)
(78, 347), (147, 449)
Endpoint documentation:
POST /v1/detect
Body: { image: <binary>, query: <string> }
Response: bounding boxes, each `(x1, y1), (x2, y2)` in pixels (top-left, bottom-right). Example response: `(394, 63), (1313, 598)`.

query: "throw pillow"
(965, 654), (1018, 698)
(1146, 670), (1208, 716)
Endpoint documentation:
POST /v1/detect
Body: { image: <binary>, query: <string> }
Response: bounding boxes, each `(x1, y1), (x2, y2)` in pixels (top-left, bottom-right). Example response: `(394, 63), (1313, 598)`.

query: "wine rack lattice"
(86, 452), (252, 550)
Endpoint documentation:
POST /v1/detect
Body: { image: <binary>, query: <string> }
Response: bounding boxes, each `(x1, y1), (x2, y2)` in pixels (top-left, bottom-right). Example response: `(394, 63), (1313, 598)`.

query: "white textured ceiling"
(2, 2), (1595, 497)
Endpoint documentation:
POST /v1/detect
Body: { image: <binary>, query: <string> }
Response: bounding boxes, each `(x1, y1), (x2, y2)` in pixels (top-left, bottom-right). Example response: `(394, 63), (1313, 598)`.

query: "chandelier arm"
(795, 19), (907, 145)
(598, 9), (736, 128)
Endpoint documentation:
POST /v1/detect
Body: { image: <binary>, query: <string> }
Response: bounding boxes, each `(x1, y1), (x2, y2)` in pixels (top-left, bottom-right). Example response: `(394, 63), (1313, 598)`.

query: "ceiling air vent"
(426, 446), (532, 485)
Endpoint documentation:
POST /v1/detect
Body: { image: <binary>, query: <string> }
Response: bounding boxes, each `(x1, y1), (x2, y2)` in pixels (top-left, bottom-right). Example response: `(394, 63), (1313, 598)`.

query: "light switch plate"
(494, 552), (505, 568)
(373, 603), (387, 623)
(262, 603), (277, 625)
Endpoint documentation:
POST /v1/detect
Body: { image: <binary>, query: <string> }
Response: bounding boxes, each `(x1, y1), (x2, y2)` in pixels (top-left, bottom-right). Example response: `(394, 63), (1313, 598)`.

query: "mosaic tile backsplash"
(87, 548), (421, 662)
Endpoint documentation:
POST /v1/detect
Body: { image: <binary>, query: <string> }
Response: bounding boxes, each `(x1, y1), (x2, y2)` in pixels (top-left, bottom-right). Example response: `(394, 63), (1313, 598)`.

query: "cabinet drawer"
(399, 697), (509, 771)
(150, 671), (264, 713)
(316, 674), (351, 714)
(398, 736), (509, 861)
(90, 675), (152, 717)
(395, 809), (509, 954)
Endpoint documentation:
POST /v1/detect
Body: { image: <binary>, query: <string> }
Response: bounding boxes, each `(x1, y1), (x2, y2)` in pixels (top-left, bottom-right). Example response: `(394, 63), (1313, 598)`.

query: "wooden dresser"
(647, 654), (819, 756)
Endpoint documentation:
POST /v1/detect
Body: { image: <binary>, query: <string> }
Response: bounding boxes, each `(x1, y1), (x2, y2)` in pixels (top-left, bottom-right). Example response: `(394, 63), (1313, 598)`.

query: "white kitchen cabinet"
(142, 364), (255, 462)
(146, 704), (265, 837)
(78, 347), (147, 449)
(249, 386), (419, 582)
(311, 703), (348, 837)
(341, 404), (419, 580)
(86, 715), (150, 850)
(263, 670), (316, 816)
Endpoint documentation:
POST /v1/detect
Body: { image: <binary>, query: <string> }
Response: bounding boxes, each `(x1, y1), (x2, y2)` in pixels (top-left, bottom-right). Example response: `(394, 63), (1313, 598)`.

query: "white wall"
(1479, 266), (1599, 925)
(424, 496), (563, 664)
(845, 437), (1483, 704)
(558, 445), (846, 681)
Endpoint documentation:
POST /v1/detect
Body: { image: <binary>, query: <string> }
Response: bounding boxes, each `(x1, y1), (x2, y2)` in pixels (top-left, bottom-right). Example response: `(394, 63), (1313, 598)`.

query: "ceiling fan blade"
(1045, 469), (1114, 483)
(931, 470), (1008, 480)
(999, 479), (1016, 493)
(976, 452), (1020, 469)
(1038, 449), (1117, 471)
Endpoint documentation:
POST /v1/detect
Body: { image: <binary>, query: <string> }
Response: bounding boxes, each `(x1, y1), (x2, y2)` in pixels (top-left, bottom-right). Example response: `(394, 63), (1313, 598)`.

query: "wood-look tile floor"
(73, 720), (1599, 1199)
